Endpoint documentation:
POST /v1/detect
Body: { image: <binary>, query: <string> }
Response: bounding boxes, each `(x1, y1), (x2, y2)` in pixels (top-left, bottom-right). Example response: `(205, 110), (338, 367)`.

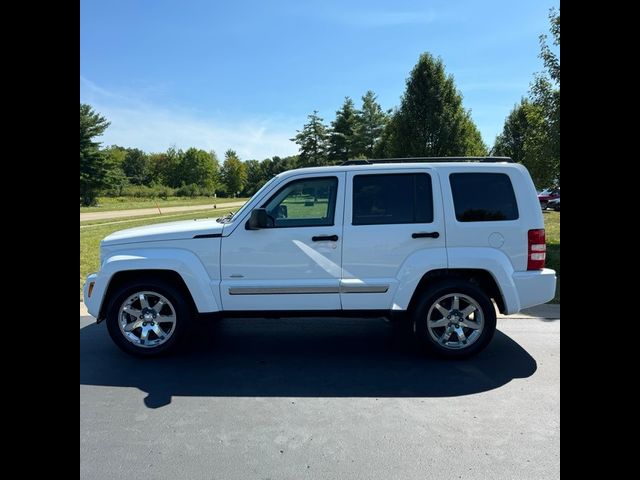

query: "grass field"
(80, 196), (248, 213)
(80, 208), (560, 304)
(543, 210), (560, 303)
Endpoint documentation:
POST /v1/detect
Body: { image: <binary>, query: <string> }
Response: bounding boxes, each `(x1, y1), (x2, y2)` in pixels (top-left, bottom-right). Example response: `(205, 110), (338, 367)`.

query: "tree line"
(81, 9), (558, 206)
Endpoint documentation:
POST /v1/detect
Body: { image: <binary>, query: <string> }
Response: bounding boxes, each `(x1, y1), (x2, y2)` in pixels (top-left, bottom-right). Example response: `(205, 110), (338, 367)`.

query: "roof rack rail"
(340, 156), (513, 166)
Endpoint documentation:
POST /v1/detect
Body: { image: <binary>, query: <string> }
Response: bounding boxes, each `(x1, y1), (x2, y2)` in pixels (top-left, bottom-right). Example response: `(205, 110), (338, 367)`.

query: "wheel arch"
(407, 268), (507, 314)
(99, 269), (199, 319)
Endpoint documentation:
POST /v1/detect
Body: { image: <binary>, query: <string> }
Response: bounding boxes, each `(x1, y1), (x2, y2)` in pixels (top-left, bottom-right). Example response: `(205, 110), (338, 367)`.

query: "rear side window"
(449, 173), (519, 222)
(353, 173), (433, 225)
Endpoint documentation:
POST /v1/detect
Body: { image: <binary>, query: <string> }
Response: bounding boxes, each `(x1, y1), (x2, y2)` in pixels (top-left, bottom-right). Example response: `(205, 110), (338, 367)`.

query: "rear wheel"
(105, 277), (194, 357)
(411, 280), (496, 359)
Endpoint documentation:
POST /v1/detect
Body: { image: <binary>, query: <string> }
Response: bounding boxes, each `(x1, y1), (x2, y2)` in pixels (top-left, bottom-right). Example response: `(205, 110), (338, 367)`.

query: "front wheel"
(105, 277), (194, 357)
(411, 280), (497, 359)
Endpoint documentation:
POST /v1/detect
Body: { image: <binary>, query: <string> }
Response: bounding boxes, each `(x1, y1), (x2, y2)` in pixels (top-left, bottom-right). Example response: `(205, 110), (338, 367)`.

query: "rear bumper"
(512, 268), (557, 311)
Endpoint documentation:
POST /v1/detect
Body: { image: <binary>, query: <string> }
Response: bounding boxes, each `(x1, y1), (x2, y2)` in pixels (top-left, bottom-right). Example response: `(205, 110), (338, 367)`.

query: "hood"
(101, 218), (224, 246)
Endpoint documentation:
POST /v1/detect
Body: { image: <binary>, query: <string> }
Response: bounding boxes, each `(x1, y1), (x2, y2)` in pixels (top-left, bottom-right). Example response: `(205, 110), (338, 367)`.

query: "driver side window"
(262, 177), (338, 228)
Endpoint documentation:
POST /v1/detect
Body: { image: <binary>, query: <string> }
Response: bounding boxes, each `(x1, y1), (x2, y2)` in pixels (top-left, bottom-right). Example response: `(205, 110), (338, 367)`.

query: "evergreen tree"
(328, 97), (359, 163)
(80, 104), (112, 205)
(378, 53), (487, 158)
(290, 111), (329, 167)
(354, 91), (388, 158)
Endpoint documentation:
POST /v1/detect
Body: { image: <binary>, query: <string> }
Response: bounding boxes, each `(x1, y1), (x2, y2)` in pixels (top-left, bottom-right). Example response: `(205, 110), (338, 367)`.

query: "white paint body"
(83, 162), (557, 318)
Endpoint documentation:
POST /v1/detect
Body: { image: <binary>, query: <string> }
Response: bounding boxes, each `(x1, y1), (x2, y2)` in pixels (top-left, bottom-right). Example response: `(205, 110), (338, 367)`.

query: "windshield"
(217, 175), (279, 224)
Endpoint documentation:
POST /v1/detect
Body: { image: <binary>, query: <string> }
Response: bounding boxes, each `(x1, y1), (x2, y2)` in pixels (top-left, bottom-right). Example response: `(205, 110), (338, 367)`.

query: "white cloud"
(80, 77), (300, 160)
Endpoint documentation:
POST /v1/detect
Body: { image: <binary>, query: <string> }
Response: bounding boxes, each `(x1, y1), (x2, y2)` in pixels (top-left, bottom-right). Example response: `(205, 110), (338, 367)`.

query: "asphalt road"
(80, 201), (246, 222)
(80, 315), (559, 480)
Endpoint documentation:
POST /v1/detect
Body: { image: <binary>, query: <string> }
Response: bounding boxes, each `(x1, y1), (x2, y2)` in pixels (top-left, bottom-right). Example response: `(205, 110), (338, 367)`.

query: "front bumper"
(512, 268), (557, 311)
(83, 272), (106, 319)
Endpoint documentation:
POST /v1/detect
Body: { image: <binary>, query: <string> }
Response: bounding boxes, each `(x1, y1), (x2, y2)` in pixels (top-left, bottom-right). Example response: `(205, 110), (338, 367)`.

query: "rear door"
(340, 168), (447, 310)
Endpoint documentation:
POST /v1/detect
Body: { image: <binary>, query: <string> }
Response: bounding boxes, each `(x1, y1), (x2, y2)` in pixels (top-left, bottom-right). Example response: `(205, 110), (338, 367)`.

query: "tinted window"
(353, 173), (433, 225)
(450, 173), (519, 222)
(262, 177), (338, 228)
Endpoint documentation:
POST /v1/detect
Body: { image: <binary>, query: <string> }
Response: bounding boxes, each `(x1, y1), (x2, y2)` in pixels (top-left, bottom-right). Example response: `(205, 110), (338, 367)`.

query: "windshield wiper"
(216, 211), (235, 224)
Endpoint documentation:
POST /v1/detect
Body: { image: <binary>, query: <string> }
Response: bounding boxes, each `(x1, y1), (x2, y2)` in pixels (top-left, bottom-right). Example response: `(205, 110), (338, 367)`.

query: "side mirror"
(245, 208), (270, 230)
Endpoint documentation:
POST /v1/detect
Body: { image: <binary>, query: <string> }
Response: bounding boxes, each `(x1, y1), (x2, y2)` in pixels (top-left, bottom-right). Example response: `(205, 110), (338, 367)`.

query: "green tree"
(260, 155), (298, 179)
(102, 145), (128, 196)
(242, 159), (264, 196)
(80, 104), (112, 205)
(529, 7), (560, 185)
(492, 99), (534, 163)
(521, 104), (557, 187)
(493, 7), (559, 188)
(163, 146), (185, 188)
(328, 97), (359, 163)
(180, 148), (219, 192)
(354, 91), (389, 157)
(103, 145), (127, 167)
(122, 148), (151, 185)
(377, 53), (487, 158)
(220, 149), (247, 197)
(290, 111), (329, 167)
(148, 152), (171, 185)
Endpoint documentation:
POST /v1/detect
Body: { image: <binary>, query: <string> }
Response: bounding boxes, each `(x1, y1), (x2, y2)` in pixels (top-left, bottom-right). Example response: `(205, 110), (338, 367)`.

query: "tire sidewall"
(105, 278), (193, 357)
(412, 280), (497, 359)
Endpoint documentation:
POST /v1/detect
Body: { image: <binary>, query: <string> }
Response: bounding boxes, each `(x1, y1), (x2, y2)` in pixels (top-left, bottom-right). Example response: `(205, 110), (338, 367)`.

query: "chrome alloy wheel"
(426, 293), (484, 350)
(118, 291), (177, 348)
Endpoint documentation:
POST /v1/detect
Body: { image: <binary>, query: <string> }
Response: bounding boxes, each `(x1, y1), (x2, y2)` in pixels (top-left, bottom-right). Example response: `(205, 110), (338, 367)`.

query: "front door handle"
(312, 235), (339, 242)
(412, 232), (440, 239)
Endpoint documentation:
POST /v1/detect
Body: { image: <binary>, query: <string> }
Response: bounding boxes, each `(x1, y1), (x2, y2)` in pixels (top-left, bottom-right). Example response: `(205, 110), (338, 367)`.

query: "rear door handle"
(412, 232), (440, 239)
(312, 235), (339, 242)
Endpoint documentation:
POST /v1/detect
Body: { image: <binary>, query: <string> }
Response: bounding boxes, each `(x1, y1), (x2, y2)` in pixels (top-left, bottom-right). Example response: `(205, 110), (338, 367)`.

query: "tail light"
(528, 229), (546, 270)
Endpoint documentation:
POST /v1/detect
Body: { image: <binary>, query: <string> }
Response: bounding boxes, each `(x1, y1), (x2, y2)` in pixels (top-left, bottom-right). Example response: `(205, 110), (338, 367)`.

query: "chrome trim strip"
(229, 286), (340, 295)
(228, 285), (389, 295)
(340, 285), (389, 294)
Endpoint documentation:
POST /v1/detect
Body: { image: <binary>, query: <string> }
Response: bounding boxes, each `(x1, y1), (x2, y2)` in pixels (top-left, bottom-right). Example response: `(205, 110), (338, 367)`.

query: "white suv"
(83, 157), (556, 358)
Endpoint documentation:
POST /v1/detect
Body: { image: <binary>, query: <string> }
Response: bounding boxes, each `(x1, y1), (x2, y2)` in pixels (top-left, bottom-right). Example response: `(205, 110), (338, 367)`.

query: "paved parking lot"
(80, 314), (559, 480)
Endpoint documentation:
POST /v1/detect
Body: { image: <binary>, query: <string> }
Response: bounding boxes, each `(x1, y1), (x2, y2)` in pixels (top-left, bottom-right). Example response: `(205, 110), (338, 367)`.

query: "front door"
(220, 173), (345, 311)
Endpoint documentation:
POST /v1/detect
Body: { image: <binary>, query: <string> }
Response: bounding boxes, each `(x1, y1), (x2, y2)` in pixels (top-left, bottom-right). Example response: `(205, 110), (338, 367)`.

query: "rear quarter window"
(449, 173), (519, 222)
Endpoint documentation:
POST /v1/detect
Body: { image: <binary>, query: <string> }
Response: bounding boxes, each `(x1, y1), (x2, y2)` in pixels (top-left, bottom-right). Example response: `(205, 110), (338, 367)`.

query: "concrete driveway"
(80, 312), (559, 480)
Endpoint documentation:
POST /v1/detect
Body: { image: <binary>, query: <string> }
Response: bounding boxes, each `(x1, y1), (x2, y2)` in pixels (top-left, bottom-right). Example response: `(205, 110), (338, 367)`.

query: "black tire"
(105, 276), (194, 357)
(411, 280), (497, 359)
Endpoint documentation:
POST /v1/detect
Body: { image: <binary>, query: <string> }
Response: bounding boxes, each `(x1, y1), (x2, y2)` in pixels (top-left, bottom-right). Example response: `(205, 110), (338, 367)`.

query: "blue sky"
(80, 0), (558, 160)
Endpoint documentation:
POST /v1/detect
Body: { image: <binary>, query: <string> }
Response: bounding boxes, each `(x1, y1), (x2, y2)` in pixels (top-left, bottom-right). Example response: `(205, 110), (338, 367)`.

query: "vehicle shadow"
(80, 317), (537, 409)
